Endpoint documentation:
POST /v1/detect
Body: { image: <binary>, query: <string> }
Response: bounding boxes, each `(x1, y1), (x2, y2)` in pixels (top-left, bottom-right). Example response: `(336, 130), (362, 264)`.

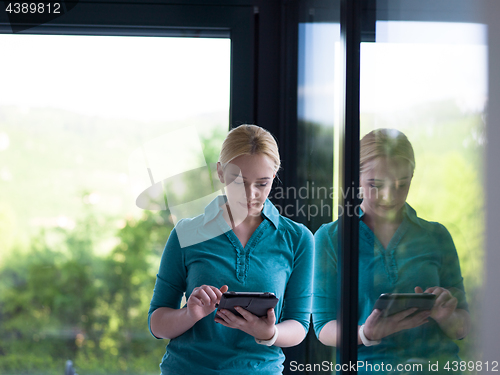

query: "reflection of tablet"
(373, 293), (436, 317)
(215, 292), (279, 318)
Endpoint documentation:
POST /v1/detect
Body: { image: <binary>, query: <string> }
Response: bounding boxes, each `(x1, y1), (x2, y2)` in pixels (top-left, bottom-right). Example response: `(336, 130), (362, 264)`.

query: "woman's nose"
(381, 186), (395, 202)
(246, 185), (259, 200)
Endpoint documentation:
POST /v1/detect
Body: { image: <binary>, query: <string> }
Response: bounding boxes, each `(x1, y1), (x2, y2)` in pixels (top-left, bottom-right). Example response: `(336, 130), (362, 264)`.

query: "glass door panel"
(0, 34), (230, 374)
(357, 5), (486, 372)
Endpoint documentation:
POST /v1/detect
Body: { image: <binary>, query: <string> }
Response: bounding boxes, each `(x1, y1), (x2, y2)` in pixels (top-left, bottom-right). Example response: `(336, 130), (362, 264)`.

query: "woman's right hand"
(186, 284), (229, 322)
(362, 307), (431, 341)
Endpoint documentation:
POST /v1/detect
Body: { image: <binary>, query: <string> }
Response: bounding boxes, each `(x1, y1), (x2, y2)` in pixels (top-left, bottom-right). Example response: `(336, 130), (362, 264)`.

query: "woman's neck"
(222, 203), (263, 248)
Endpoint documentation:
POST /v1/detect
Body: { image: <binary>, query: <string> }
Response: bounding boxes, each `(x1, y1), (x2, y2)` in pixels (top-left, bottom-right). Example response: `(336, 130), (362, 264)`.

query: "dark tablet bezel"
(373, 293), (436, 317)
(215, 291), (279, 318)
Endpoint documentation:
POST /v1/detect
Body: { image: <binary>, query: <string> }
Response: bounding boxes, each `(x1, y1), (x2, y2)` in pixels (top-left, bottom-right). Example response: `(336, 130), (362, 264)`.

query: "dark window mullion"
(338, 0), (361, 371)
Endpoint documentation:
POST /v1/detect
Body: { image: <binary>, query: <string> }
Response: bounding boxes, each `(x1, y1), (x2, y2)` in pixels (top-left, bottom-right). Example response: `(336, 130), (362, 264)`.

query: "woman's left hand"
(215, 306), (276, 341)
(414, 286), (457, 324)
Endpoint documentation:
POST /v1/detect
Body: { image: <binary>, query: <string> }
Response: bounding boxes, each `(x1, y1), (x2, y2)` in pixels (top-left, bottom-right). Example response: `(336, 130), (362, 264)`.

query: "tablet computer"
(373, 293), (436, 317)
(215, 291), (279, 318)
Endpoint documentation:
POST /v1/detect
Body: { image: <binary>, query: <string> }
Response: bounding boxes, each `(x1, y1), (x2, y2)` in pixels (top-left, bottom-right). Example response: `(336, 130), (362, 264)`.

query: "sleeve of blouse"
(280, 224), (314, 333)
(436, 223), (468, 311)
(312, 223), (338, 338)
(147, 227), (187, 338)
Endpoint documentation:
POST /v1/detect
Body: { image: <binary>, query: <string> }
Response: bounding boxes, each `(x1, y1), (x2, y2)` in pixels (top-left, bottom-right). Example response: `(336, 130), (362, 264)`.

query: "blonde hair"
(219, 124), (281, 173)
(360, 128), (415, 173)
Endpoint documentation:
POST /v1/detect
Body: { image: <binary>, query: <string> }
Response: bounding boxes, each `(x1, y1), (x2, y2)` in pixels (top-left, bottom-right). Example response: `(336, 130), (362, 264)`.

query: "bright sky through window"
(361, 21), (487, 113)
(297, 21), (487, 126)
(0, 34), (230, 123)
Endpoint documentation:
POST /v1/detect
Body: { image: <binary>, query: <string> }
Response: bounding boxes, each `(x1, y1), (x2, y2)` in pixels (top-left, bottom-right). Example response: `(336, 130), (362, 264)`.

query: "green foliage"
(0, 115), (226, 373)
(0, 208), (173, 374)
(0, 353), (59, 375)
(0, 202), (18, 264)
(200, 125), (226, 164)
(361, 100), (485, 290)
(361, 99), (485, 363)
(0, 99), (486, 371)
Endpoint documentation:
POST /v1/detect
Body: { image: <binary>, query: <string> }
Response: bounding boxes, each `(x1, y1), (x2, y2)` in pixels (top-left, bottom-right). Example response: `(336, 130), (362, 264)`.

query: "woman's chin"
(226, 201), (263, 220)
(375, 206), (403, 221)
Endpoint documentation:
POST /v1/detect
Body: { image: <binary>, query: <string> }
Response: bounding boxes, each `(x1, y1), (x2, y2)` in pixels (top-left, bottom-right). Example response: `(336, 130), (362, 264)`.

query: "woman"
(149, 124), (313, 375)
(313, 129), (470, 373)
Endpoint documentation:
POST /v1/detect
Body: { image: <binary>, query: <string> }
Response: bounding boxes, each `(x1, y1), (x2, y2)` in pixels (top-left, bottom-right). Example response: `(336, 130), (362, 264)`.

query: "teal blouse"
(313, 204), (468, 372)
(149, 196), (314, 375)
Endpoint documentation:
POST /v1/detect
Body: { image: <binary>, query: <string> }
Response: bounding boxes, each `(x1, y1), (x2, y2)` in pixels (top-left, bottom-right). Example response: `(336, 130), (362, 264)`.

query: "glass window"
(0, 34), (230, 374)
(297, 21), (340, 227)
(297, 3), (341, 373)
(311, 2), (488, 374)
(355, 13), (486, 374)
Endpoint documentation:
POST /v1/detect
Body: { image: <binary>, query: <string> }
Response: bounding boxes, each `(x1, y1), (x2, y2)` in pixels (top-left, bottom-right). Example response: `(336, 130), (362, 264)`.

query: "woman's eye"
(258, 183), (268, 187)
(370, 184), (381, 189)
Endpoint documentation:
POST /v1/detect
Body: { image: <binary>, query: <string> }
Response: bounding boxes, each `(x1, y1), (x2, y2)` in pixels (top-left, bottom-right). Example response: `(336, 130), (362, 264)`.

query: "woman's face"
(218, 153), (275, 218)
(360, 156), (413, 222)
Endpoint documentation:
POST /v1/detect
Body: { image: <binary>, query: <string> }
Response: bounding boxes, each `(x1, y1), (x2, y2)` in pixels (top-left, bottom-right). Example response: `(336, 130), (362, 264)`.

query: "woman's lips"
(240, 202), (259, 208)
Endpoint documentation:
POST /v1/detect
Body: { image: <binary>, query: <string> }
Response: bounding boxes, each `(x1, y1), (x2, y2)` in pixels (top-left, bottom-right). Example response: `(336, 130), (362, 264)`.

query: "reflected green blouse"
(149, 196), (314, 375)
(313, 204), (468, 371)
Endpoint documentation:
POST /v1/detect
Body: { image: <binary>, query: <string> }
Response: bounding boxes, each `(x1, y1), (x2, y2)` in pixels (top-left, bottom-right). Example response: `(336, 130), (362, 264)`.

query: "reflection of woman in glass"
(313, 129), (470, 373)
(149, 125), (313, 375)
